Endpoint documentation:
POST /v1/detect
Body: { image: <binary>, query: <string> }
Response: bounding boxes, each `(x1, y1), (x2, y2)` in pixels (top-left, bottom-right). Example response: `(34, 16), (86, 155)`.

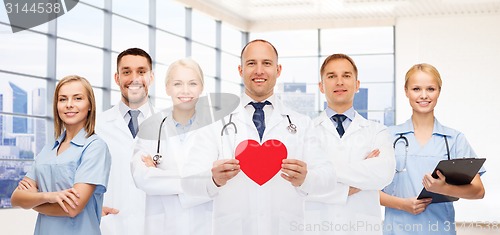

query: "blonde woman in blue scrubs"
(11, 75), (111, 235)
(380, 63), (485, 235)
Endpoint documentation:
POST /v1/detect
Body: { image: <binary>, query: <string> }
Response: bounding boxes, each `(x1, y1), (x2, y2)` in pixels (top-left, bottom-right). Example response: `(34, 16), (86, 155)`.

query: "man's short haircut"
(116, 48), (153, 71)
(320, 53), (358, 80)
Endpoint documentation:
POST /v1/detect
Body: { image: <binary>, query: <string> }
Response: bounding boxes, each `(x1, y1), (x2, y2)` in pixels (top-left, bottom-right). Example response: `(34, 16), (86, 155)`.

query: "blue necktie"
(128, 110), (140, 138)
(332, 114), (347, 138)
(250, 101), (271, 141)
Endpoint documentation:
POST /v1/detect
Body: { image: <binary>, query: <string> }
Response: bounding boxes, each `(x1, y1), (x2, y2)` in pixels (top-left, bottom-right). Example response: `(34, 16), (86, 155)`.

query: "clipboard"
(417, 158), (486, 203)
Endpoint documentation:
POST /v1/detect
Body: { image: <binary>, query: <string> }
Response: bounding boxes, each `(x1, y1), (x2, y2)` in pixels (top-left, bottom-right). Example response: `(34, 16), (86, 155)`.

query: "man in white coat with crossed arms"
(305, 53), (395, 235)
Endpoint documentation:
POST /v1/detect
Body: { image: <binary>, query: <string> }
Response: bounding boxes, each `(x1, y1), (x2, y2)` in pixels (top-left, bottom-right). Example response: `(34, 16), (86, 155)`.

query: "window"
(279, 57), (320, 84)
(202, 76), (216, 94)
(93, 87), (104, 113)
(221, 23), (242, 55)
(221, 80), (242, 96)
(353, 54), (394, 83)
(156, 0), (186, 36)
(112, 0), (149, 23)
(1, 7), (9, 23)
(57, 39), (103, 87)
(111, 90), (122, 107)
(250, 27), (395, 121)
(58, 3), (104, 47)
(112, 15), (149, 52)
(221, 52), (240, 81)
(156, 30), (186, 64)
(152, 63), (170, 109)
(81, 0), (104, 8)
(321, 27), (394, 55)
(0, 74), (48, 208)
(251, 29), (318, 57)
(0, 24), (47, 76)
(0, 16), (48, 33)
(191, 43), (216, 78)
(192, 10), (216, 47)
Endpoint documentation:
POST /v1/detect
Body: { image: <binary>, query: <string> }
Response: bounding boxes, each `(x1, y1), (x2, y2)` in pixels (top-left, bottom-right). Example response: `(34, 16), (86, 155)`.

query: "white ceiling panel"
(175, 0), (500, 31)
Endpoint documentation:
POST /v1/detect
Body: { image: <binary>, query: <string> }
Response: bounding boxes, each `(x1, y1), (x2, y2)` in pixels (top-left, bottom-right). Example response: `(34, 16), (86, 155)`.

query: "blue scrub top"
(25, 128), (111, 235)
(382, 118), (485, 235)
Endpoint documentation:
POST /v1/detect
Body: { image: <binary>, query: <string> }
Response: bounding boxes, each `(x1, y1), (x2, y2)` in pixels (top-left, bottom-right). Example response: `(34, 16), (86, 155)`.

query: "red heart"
(235, 139), (288, 186)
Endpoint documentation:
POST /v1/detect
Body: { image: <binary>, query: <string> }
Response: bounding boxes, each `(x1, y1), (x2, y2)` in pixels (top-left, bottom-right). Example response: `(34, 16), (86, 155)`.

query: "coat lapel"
(265, 98), (289, 135)
(316, 111), (340, 137)
(315, 110), (370, 139)
(233, 105), (255, 130)
(104, 104), (132, 138)
(342, 111), (369, 139)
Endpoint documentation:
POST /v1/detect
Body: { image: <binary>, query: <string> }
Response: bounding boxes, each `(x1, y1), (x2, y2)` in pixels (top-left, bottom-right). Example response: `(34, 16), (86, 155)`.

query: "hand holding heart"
(211, 159), (241, 187)
(225, 139), (308, 187)
(281, 159), (308, 187)
(211, 139), (309, 187)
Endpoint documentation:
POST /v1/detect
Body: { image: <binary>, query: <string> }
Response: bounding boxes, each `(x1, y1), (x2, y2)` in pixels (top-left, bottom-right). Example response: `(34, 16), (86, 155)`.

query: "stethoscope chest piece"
(153, 154), (162, 165)
(285, 115), (297, 134)
(287, 123), (297, 134)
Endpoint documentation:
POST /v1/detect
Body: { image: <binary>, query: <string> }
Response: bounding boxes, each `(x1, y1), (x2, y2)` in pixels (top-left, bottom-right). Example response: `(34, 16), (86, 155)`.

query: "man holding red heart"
(304, 54), (396, 235)
(181, 40), (336, 235)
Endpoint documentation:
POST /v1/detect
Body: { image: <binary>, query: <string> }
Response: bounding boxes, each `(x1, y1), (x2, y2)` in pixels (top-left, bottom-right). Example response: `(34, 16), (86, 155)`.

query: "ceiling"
(175, 0), (500, 31)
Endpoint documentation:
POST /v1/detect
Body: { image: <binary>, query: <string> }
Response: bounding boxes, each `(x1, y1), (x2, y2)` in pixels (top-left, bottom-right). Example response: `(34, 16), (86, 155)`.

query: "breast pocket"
(52, 162), (78, 190)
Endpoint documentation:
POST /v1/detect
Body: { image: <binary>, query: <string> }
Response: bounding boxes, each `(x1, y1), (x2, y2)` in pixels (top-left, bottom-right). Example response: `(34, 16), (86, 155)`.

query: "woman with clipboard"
(380, 63), (486, 235)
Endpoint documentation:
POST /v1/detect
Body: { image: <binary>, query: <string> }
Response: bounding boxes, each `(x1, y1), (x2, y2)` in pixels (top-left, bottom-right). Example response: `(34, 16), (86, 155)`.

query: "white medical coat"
(131, 109), (213, 235)
(305, 111), (395, 235)
(181, 96), (336, 235)
(96, 102), (155, 235)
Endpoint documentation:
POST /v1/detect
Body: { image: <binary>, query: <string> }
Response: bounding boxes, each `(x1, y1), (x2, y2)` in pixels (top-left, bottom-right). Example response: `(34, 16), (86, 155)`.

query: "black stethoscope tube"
(152, 116), (168, 165)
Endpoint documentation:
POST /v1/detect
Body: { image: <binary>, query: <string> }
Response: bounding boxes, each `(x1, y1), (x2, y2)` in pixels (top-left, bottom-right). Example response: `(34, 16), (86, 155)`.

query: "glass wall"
(0, 0), (394, 208)
(0, 0), (245, 208)
(252, 27), (395, 123)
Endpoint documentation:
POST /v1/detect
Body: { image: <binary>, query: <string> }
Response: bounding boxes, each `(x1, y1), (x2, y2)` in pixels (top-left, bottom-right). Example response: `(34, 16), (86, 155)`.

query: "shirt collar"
(397, 117), (451, 137)
(433, 118), (452, 137)
(52, 128), (88, 149)
(396, 119), (415, 135)
(325, 106), (355, 122)
(172, 113), (196, 128)
(241, 93), (275, 107)
(118, 100), (151, 119)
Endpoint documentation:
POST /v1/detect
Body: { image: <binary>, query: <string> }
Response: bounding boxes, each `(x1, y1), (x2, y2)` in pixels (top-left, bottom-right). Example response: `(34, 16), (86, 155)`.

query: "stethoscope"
(130, 101), (165, 164)
(220, 114), (297, 137)
(221, 113), (297, 135)
(219, 113), (297, 158)
(152, 116), (169, 165)
(393, 133), (450, 173)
